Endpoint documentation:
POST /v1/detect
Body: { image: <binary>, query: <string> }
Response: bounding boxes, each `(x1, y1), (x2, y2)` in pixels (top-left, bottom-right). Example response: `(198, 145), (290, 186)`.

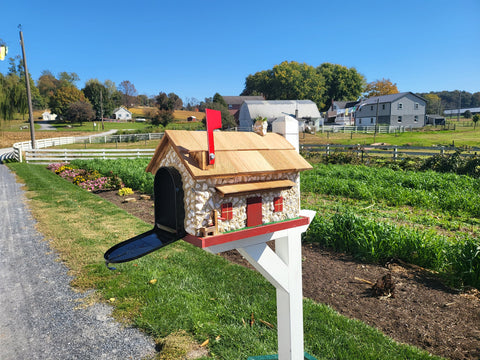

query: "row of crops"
(70, 159), (480, 289)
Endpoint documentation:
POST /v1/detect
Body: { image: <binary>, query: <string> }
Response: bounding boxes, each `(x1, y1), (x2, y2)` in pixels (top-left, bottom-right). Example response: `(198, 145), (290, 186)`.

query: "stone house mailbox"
(104, 109), (316, 360)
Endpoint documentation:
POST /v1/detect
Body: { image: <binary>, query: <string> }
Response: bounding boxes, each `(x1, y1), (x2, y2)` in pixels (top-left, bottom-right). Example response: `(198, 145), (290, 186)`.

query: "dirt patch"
(96, 190), (480, 360)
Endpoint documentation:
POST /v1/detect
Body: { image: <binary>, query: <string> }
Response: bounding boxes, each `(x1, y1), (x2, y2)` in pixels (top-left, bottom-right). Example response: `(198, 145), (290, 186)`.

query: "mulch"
(96, 190), (480, 360)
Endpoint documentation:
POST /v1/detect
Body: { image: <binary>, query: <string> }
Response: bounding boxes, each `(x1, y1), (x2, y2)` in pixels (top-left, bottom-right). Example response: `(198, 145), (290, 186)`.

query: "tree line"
(2, 55), (478, 125)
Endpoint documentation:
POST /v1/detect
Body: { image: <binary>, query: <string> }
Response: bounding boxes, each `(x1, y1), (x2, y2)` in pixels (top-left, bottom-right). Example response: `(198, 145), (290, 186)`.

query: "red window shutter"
(246, 197), (262, 227)
(274, 196), (283, 212)
(221, 203), (233, 220)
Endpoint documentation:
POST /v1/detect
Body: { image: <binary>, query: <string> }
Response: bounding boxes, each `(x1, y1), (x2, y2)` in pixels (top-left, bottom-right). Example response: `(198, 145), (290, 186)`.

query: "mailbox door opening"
(154, 166), (186, 236)
(104, 166), (186, 267)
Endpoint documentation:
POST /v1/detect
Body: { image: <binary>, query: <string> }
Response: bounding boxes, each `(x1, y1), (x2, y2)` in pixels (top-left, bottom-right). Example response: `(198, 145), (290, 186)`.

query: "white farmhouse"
(112, 106), (132, 120)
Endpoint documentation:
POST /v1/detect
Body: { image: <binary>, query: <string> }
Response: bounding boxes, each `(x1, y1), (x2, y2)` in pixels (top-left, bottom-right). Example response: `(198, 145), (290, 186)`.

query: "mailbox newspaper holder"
(104, 110), (316, 360)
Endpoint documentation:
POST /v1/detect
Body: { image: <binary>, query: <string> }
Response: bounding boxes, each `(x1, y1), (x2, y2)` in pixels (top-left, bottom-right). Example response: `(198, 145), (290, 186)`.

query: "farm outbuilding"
(238, 100), (321, 131)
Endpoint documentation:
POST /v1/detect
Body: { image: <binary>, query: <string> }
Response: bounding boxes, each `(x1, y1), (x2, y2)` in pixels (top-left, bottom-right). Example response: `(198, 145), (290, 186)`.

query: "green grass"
(50, 121), (150, 132)
(8, 163), (441, 360)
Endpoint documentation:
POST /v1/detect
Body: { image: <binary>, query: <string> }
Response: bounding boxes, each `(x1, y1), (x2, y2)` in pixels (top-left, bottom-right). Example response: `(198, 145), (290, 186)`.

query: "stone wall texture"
(158, 145), (301, 236)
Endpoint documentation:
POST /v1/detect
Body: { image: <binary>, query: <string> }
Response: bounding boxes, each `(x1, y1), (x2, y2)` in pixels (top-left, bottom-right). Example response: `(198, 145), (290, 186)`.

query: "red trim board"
(183, 216), (309, 249)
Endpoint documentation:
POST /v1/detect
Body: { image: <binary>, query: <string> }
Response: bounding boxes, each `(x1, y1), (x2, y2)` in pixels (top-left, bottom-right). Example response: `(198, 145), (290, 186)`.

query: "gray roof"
(444, 107), (480, 115)
(222, 96), (264, 105)
(333, 100), (360, 109)
(360, 92), (426, 105)
(240, 100), (321, 120)
(112, 106), (132, 114)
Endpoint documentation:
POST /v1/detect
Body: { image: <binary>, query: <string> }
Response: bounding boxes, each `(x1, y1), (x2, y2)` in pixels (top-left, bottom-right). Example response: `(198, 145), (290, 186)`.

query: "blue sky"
(2, 0), (479, 103)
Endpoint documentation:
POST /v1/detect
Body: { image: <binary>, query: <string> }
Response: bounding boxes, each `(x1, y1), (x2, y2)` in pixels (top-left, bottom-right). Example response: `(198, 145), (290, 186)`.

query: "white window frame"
(398, 103), (403, 110)
(398, 116), (402, 122)
(414, 103), (419, 110)
(414, 115), (418, 122)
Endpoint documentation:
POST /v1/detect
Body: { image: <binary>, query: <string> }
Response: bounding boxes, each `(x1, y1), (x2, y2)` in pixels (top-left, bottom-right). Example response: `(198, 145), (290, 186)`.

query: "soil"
(96, 190), (480, 360)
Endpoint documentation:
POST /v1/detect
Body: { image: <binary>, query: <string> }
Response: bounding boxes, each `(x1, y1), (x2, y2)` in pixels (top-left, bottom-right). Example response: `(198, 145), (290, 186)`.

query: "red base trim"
(183, 216), (309, 249)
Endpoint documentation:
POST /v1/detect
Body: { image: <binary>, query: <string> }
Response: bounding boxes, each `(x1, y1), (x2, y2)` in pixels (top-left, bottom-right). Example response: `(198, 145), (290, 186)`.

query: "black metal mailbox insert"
(104, 166), (186, 268)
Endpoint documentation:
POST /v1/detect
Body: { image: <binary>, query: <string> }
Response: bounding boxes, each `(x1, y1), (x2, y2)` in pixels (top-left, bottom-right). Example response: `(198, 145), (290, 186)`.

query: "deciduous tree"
(241, 61), (325, 109)
(473, 114), (479, 129)
(83, 79), (116, 119)
(118, 80), (137, 107)
(64, 100), (95, 125)
(49, 86), (86, 117)
(365, 78), (399, 97)
(317, 63), (366, 110)
(423, 93), (443, 115)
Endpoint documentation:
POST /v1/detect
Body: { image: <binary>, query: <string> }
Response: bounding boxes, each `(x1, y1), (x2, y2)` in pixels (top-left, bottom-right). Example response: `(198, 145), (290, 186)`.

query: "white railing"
(24, 148), (155, 164)
(319, 125), (411, 133)
(12, 133), (164, 162)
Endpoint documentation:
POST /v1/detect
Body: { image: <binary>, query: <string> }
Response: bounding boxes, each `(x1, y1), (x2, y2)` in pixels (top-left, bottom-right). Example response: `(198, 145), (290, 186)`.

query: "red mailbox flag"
(206, 109), (222, 165)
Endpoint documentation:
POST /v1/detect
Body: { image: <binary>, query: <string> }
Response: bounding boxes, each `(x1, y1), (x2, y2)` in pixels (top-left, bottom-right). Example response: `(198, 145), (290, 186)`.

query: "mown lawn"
(8, 163), (442, 359)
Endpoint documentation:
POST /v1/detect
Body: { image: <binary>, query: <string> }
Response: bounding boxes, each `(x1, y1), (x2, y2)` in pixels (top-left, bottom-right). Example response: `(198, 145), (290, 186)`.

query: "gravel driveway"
(0, 164), (156, 359)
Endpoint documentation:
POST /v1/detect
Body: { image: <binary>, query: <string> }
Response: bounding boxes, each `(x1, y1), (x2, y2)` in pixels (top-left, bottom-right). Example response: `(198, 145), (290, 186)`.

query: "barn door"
(246, 196), (262, 227)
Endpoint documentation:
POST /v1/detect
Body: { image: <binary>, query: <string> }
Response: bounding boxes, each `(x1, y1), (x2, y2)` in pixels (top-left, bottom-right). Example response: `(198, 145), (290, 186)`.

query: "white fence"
(24, 148), (155, 164)
(13, 133), (164, 163)
(319, 125), (411, 134)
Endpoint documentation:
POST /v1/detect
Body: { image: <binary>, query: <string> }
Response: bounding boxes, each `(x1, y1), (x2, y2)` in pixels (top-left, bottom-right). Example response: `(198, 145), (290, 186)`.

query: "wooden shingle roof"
(146, 130), (312, 179)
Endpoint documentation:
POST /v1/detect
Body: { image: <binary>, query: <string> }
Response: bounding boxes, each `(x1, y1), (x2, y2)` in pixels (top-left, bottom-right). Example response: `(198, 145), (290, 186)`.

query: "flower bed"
(47, 162), (125, 192)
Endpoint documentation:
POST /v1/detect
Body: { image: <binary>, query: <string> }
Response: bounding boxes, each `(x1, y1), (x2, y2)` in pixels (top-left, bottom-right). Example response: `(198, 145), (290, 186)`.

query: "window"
(274, 197), (283, 213)
(370, 105), (374, 111)
(228, 104), (233, 110)
(382, 104), (385, 110)
(414, 103), (419, 110)
(221, 202), (233, 220)
(398, 116), (402, 122)
(398, 103), (403, 109)
(414, 115), (418, 122)
(371, 118), (374, 124)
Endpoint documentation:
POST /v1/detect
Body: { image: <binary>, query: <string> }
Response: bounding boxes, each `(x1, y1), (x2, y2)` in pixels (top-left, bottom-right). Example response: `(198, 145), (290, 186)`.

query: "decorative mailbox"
(104, 109), (316, 360)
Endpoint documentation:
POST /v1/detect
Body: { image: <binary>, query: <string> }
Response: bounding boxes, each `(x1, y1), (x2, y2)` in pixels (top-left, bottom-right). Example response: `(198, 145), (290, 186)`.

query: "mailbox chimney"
(272, 115), (299, 153)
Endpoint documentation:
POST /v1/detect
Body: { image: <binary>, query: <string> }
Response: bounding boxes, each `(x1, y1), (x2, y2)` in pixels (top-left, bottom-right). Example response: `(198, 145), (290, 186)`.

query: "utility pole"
(374, 97), (379, 143)
(457, 91), (461, 122)
(100, 90), (104, 130)
(18, 25), (35, 148)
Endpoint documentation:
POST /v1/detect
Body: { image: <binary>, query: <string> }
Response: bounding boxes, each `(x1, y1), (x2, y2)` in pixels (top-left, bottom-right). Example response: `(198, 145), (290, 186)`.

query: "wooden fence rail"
(301, 144), (480, 160)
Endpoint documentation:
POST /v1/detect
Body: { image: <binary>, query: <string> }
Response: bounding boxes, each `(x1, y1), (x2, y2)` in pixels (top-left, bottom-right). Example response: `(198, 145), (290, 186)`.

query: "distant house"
(326, 100), (360, 125)
(354, 92), (426, 128)
(222, 95), (265, 122)
(112, 106), (132, 121)
(42, 111), (57, 121)
(238, 100), (321, 131)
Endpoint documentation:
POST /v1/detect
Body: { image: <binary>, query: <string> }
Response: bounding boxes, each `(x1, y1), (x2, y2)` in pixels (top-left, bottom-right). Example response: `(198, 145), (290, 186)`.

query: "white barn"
(113, 106), (132, 120)
(238, 100), (321, 131)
